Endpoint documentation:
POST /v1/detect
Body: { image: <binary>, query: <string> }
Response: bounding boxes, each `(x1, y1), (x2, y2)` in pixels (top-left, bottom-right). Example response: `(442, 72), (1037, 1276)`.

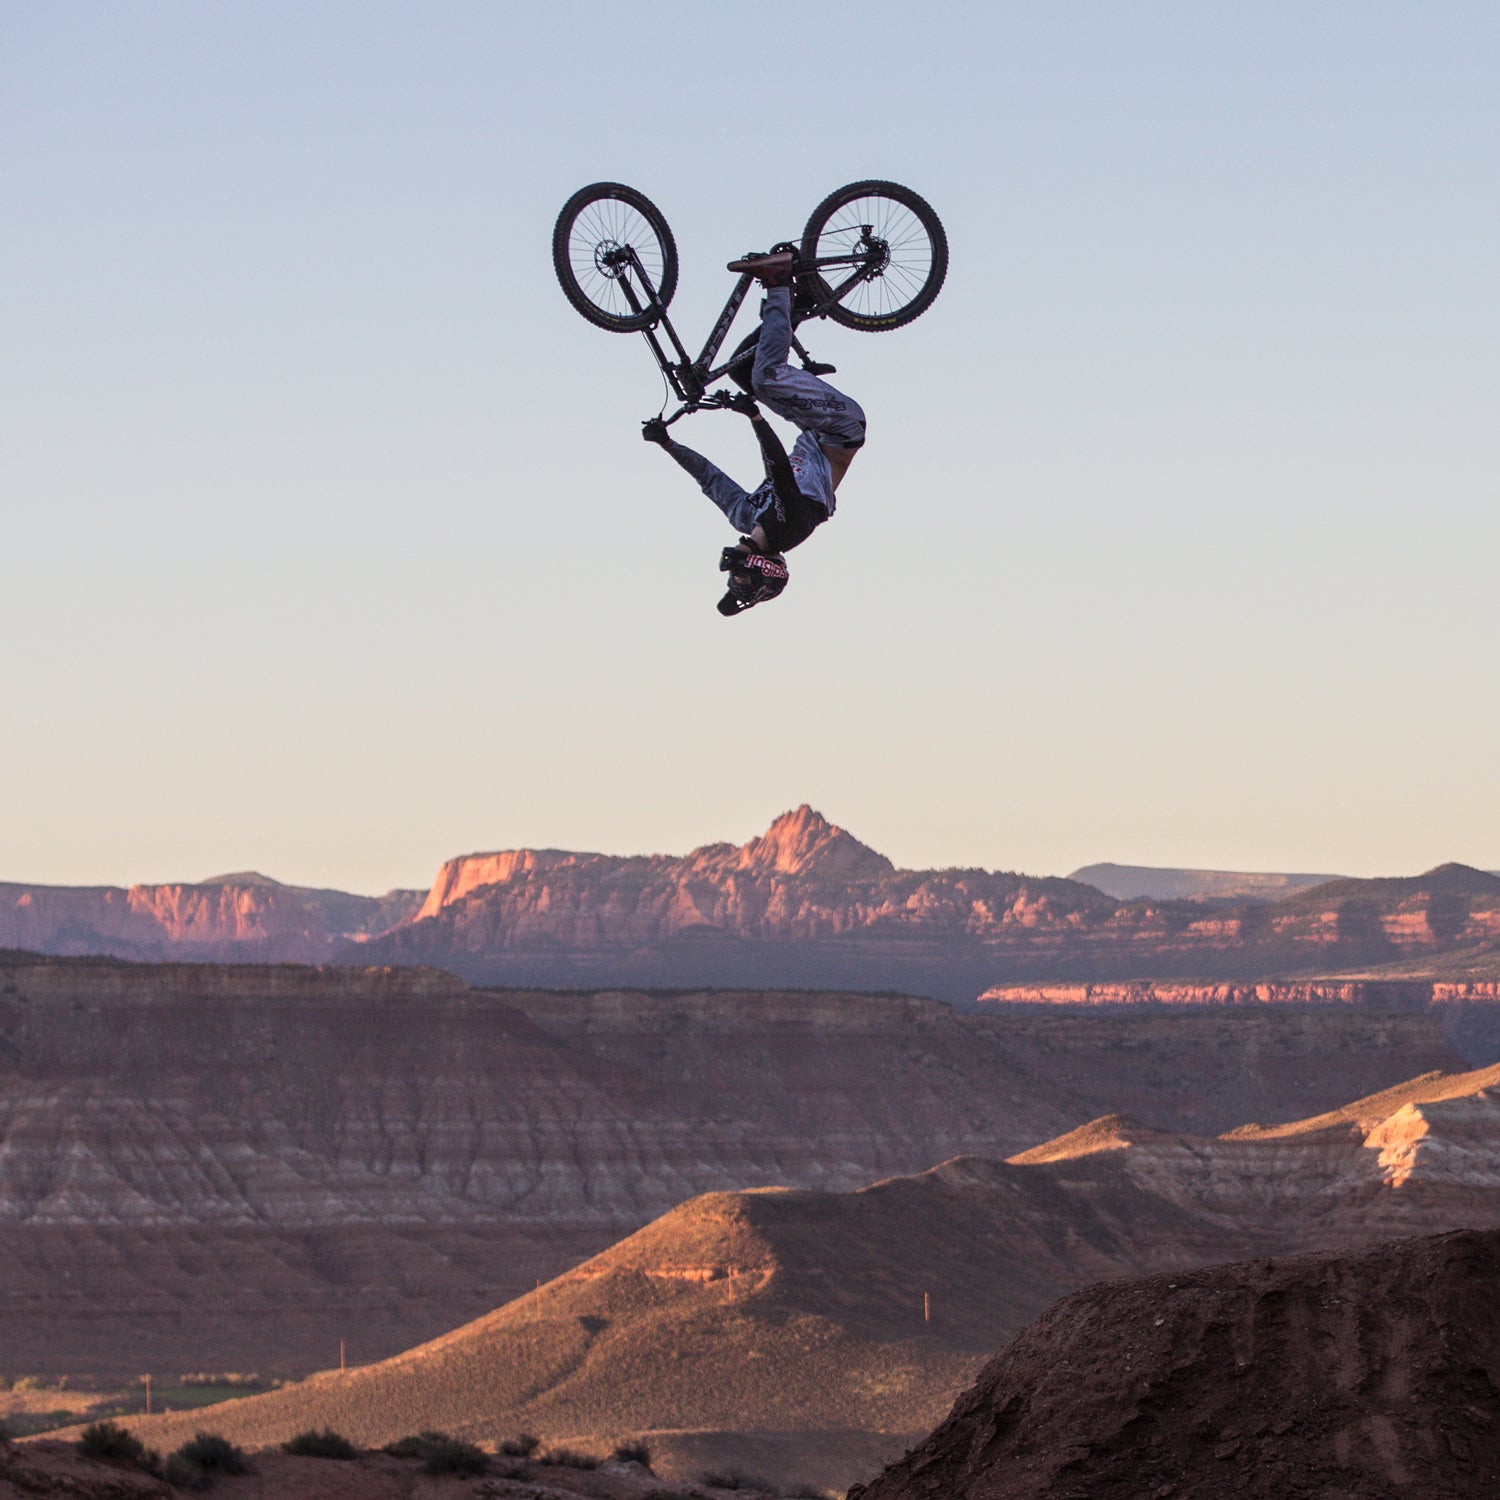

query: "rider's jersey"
(747, 430), (835, 522)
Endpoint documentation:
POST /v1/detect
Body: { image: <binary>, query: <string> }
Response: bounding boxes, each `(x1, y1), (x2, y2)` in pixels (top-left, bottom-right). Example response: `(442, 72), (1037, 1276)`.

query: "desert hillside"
(853, 1226), (1500, 1499)
(95, 1063), (1500, 1491)
(3, 953), (1458, 1379)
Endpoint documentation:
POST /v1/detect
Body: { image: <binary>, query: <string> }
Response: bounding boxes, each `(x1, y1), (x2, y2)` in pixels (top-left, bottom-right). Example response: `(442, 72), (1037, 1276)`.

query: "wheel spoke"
(564, 193), (671, 317)
(802, 184), (945, 327)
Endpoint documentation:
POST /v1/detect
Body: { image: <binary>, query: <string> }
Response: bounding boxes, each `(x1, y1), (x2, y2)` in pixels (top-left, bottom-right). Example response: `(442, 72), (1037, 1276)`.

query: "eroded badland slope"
(96, 1066), (1500, 1492)
(1, 953), (1458, 1379)
(853, 1227), (1500, 1500)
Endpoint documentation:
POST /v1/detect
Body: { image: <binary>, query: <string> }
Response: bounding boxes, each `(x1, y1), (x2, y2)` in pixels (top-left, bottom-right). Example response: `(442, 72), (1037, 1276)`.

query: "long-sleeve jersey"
(665, 423), (834, 552)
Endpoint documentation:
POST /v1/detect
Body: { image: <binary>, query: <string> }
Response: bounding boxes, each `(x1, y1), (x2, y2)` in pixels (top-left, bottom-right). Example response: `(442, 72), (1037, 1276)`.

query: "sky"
(3, 2), (1497, 892)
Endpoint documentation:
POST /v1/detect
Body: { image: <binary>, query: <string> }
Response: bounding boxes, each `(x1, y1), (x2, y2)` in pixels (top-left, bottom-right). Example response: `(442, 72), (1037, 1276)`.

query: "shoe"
(725, 251), (794, 287)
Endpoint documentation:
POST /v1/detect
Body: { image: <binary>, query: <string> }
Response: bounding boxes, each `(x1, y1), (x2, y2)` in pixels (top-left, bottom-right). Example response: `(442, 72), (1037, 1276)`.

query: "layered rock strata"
(0, 953), (1464, 1379)
(8, 808), (1500, 997)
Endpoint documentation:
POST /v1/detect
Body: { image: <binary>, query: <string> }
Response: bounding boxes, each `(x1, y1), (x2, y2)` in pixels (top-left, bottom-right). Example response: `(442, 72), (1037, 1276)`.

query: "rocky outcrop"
(0, 953), (1464, 1381)
(852, 1227), (1500, 1500)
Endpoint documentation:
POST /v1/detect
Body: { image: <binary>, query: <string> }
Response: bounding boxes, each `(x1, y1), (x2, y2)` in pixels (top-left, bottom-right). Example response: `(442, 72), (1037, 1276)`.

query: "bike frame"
(606, 238), (883, 427)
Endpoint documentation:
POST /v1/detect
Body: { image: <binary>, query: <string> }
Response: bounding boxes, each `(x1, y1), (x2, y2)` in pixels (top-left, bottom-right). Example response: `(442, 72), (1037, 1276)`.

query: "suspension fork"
(615, 249), (700, 402)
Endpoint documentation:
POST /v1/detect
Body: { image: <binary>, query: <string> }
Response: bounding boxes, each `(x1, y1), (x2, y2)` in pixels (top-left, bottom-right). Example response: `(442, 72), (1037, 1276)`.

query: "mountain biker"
(642, 252), (866, 615)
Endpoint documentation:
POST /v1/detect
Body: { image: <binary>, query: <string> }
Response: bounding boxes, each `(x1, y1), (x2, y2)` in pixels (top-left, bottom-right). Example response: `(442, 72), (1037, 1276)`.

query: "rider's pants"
(751, 286), (866, 452)
(661, 286), (865, 541)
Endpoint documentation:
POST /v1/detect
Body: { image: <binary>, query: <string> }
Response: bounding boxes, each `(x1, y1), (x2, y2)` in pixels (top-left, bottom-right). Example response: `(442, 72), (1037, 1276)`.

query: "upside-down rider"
(642, 251), (866, 615)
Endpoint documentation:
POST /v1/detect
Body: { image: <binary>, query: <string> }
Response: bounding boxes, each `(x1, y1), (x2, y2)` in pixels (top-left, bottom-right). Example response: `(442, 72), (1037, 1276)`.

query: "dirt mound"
(851, 1226), (1500, 1500)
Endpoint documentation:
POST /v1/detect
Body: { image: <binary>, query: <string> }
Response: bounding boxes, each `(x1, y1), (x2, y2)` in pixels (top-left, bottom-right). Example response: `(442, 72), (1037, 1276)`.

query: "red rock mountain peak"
(736, 805), (896, 880)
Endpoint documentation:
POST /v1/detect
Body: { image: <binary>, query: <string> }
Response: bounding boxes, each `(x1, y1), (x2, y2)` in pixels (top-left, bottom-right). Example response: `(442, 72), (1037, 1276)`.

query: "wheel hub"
(594, 240), (631, 279)
(859, 233), (892, 276)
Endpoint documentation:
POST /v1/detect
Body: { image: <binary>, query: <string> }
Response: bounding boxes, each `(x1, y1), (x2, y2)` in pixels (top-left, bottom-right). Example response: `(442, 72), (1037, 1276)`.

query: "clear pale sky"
(3, 2), (1496, 892)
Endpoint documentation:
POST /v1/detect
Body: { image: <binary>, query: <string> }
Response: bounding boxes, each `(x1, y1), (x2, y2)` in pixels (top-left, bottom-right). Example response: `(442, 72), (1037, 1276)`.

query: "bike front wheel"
(553, 182), (679, 333)
(800, 181), (947, 332)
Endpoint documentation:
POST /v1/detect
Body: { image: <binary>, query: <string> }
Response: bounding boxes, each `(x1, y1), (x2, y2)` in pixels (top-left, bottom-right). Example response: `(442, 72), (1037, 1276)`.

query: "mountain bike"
(552, 179), (947, 428)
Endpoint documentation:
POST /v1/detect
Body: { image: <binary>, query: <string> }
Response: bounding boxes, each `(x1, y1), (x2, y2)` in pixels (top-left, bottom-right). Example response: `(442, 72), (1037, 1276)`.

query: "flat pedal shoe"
(725, 251), (794, 286)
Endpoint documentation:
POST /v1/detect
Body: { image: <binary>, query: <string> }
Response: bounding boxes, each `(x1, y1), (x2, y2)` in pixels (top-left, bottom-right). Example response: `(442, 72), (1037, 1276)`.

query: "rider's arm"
(656, 437), (762, 536)
(747, 412), (801, 513)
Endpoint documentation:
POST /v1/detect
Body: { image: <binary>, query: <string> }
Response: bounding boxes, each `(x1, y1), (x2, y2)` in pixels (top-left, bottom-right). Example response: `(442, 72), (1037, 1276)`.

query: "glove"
(726, 391), (759, 418)
(641, 417), (672, 447)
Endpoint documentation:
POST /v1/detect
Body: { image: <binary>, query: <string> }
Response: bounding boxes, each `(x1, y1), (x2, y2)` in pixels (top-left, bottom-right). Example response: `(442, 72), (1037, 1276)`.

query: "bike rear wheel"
(553, 182), (679, 333)
(800, 181), (947, 331)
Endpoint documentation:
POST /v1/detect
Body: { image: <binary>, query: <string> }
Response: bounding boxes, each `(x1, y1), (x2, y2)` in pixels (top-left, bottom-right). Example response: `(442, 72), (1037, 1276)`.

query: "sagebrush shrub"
(173, 1432), (248, 1475)
(614, 1438), (653, 1468)
(282, 1427), (356, 1460)
(163, 1453), (210, 1491)
(78, 1421), (151, 1467)
(541, 1445), (599, 1468)
(381, 1430), (487, 1476)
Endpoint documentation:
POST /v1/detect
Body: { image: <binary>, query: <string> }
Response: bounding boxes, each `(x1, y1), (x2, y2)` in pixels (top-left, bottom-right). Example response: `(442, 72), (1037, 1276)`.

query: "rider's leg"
(657, 439), (762, 535)
(750, 286), (867, 458)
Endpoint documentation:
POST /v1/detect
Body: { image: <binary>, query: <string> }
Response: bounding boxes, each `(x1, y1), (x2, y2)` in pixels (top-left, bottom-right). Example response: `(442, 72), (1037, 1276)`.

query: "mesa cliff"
(0, 873), (422, 963)
(358, 808), (1500, 998)
(8, 809), (1500, 1000)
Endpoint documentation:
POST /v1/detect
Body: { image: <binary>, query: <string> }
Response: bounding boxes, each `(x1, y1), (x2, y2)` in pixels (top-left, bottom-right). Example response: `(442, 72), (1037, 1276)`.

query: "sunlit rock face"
(354, 810), (1500, 999)
(0, 874), (423, 962)
(6, 812), (1500, 1001)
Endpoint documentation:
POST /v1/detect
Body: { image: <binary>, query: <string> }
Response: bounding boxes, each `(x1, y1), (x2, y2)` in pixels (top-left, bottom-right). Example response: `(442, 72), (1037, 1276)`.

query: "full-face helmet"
(717, 540), (789, 616)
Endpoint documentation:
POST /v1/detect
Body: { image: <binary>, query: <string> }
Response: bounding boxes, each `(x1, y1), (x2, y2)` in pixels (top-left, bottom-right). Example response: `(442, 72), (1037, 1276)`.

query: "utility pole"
(144, 1375), (151, 1416)
(339, 1339), (346, 1373)
(923, 1292), (931, 1324)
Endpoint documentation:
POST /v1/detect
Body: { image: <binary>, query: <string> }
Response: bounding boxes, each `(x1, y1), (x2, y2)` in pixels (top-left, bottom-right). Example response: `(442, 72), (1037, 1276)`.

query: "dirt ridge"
(850, 1227), (1500, 1499)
